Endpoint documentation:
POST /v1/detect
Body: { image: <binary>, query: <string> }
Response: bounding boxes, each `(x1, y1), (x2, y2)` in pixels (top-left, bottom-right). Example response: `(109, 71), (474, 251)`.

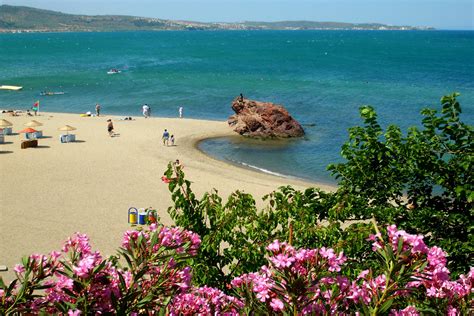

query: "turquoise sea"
(1, 31), (473, 183)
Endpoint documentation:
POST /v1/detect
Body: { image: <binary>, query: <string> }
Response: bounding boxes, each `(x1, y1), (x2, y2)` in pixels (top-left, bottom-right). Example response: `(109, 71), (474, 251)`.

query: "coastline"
(0, 111), (334, 281)
(194, 136), (336, 188)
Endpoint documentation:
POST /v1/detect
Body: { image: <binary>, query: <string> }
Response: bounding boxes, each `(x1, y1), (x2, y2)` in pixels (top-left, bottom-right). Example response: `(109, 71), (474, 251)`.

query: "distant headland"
(0, 5), (434, 33)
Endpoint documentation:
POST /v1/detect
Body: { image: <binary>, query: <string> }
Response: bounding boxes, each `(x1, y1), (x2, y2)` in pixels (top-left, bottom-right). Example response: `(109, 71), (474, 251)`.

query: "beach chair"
(60, 134), (76, 143)
(0, 133), (4, 144)
(67, 134), (76, 142)
(21, 139), (38, 149)
(2, 127), (12, 135)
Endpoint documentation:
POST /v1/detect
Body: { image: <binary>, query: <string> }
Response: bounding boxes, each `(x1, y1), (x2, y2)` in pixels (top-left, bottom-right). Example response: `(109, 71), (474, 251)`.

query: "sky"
(3, 0), (474, 30)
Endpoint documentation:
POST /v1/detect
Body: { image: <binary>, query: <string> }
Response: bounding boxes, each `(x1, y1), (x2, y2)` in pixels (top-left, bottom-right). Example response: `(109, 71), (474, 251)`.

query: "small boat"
(0, 85), (23, 91)
(40, 91), (65, 96)
(107, 69), (121, 75)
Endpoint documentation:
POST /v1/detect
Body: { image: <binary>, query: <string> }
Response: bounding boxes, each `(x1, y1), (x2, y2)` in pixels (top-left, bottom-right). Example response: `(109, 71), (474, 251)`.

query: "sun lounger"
(60, 134), (76, 143)
(0, 133), (4, 144)
(25, 131), (43, 139)
(21, 139), (38, 149)
(2, 127), (12, 135)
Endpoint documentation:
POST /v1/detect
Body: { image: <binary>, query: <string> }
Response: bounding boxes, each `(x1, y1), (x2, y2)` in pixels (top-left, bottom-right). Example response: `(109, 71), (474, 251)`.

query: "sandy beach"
(0, 111), (334, 281)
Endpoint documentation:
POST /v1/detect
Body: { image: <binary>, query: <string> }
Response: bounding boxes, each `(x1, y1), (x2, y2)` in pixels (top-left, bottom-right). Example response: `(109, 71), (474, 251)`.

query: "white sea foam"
(228, 159), (293, 179)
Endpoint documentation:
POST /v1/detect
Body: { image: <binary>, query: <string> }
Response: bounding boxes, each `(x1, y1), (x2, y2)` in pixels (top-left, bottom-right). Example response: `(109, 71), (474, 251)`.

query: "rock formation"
(227, 97), (305, 138)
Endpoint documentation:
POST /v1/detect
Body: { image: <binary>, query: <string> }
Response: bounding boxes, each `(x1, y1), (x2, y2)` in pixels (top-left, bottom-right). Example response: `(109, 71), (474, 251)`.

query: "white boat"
(107, 69), (121, 75)
(0, 85), (23, 91)
(40, 91), (65, 96)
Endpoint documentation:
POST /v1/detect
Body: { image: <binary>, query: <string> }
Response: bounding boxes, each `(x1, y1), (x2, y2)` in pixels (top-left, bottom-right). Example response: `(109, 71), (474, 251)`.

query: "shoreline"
(194, 136), (336, 189)
(2, 109), (334, 188)
(0, 111), (333, 282)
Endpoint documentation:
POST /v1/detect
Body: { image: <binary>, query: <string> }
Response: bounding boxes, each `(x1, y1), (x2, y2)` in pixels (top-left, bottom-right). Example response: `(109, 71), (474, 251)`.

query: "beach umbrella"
(0, 119), (13, 127)
(58, 125), (76, 135)
(24, 120), (43, 127)
(19, 127), (37, 133)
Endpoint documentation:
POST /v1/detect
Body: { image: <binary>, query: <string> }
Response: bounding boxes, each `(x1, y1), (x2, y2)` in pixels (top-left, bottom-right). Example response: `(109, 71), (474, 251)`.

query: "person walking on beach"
(95, 103), (101, 116)
(142, 104), (150, 118)
(170, 134), (175, 146)
(178, 106), (183, 118)
(107, 119), (114, 137)
(162, 129), (170, 146)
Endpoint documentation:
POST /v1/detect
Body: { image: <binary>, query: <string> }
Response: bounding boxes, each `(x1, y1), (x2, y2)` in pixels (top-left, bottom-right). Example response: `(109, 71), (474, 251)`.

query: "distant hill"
(0, 5), (433, 33)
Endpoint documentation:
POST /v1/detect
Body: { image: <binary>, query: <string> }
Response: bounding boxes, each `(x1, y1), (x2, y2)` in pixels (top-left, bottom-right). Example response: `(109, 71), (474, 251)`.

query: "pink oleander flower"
(358, 270), (370, 280)
(56, 275), (74, 290)
(270, 298), (284, 311)
(390, 305), (419, 316)
(169, 293), (211, 315)
(368, 233), (383, 251)
(50, 250), (61, 261)
(68, 309), (82, 316)
(13, 264), (25, 274)
(427, 246), (447, 267)
(175, 266), (192, 290)
(253, 275), (273, 302)
(447, 306), (459, 316)
(319, 247), (346, 272)
(121, 230), (143, 249)
(73, 254), (96, 278)
(62, 233), (92, 256)
(270, 253), (295, 269)
(161, 175), (172, 183)
(267, 240), (281, 252)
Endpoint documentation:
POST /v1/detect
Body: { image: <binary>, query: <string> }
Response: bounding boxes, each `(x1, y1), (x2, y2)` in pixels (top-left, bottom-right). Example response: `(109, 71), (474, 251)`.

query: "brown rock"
(227, 97), (305, 138)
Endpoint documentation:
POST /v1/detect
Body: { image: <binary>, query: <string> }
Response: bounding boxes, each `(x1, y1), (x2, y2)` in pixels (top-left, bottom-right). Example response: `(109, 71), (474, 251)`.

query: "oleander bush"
(1, 223), (472, 314)
(328, 93), (473, 275)
(162, 162), (377, 288)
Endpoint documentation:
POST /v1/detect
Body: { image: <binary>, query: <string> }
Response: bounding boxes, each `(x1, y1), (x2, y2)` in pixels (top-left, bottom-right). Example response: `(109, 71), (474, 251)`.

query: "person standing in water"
(95, 103), (101, 116)
(178, 106), (183, 118)
(142, 104), (150, 118)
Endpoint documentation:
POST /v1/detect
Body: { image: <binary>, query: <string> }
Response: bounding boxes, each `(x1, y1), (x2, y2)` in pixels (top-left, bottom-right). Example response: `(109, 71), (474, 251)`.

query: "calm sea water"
(1, 31), (473, 183)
